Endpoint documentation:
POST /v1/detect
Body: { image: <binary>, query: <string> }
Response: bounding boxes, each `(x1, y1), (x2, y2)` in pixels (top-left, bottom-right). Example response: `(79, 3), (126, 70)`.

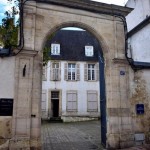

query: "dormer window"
(85, 46), (94, 57)
(51, 44), (60, 55)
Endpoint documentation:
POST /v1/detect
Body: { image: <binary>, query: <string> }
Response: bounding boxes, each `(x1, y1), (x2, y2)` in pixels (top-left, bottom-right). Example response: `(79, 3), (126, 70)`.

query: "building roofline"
(35, 0), (132, 17)
(128, 16), (150, 37)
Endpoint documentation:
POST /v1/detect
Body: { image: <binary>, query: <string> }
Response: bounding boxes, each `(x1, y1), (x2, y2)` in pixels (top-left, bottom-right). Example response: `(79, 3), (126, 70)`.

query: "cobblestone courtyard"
(41, 120), (104, 150)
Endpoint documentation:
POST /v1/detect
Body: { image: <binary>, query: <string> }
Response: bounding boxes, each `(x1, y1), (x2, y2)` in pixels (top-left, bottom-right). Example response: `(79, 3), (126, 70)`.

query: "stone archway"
(10, 0), (132, 149)
(41, 22), (108, 146)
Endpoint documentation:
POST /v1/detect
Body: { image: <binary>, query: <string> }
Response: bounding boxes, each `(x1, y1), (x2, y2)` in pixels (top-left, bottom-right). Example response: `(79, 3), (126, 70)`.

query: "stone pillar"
(10, 50), (41, 149)
(107, 59), (134, 149)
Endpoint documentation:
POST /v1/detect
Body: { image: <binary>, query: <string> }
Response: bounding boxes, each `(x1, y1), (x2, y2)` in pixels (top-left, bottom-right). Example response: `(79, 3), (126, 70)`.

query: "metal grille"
(51, 91), (59, 99)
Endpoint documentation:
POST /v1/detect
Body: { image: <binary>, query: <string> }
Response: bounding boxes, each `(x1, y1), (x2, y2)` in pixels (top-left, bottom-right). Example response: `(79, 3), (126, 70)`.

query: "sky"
(0, 0), (128, 24)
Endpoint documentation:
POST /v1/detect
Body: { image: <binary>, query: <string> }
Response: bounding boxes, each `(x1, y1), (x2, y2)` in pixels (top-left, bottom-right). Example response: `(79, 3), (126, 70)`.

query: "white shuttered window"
(67, 91), (77, 111)
(64, 63), (80, 81)
(50, 62), (61, 81)
(84, 63), (99, 81)
(87, 91), (98, 112)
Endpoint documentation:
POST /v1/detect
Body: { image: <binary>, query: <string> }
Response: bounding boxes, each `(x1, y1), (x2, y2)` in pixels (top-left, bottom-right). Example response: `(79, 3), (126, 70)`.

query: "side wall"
(126, 0), (150, 31)
(0, 57), (15, 147)
(126, 0), (150, 145)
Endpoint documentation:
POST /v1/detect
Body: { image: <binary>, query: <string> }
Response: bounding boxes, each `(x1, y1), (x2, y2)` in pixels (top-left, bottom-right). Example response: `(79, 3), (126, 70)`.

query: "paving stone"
(41, 121), (104, 150)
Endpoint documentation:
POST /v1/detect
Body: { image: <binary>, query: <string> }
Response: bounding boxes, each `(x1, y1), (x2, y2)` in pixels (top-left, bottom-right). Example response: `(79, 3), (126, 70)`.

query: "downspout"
(14, 0), (32, 56)
(13, 0), (24, 55)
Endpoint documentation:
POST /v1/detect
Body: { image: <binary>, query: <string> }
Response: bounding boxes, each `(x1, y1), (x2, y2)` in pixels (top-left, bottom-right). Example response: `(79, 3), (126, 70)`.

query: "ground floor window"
(87, 91), (98, 112)
(66, 91), (77, 111)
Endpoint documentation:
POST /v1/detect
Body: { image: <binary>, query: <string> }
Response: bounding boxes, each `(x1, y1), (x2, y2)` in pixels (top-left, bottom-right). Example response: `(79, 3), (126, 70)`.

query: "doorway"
(51, 91), (59, 117)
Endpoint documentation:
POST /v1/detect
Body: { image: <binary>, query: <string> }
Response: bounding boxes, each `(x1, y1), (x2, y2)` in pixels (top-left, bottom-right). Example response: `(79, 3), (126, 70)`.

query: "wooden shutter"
(67, 91), (77, 111)
(64, 63), (68, 80)
(87, 91), (98, 112)
(84, 64), (88, 81)
(58, 63), (61, 81)
(41, 90), (47, 111)
(76, 64), (80, 81)
(95, 63), (99, 81)
(50, 63), (54, 81)
(42, 66), (47, 81)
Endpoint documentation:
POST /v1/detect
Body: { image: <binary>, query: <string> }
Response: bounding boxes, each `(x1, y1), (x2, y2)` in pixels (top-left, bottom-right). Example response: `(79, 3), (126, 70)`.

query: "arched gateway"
(6, 0), (133, 149)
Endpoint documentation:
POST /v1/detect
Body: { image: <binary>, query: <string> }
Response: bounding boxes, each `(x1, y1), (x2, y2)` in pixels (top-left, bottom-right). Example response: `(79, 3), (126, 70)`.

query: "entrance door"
(51, 91), (59, 117)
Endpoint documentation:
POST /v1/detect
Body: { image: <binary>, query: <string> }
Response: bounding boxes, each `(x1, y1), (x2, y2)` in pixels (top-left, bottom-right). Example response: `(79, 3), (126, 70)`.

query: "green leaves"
(43, 47), (51, 66)
(0, 0), (19, 48)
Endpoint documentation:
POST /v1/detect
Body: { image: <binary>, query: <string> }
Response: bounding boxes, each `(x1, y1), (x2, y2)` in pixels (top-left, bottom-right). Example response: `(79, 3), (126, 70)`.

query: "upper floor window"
(85, 46), (94, 57)
(68, 63), (76, 80)
(88, 64), (95, 80)
(50, 62), (61, 81)
(64, 63), (80, 81)
(51, 44), (60, 55)
(84, 63), (99, 81)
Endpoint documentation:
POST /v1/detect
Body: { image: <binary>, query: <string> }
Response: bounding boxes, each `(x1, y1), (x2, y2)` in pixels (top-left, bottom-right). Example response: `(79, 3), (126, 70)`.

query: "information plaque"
(0, 98), (13, 116)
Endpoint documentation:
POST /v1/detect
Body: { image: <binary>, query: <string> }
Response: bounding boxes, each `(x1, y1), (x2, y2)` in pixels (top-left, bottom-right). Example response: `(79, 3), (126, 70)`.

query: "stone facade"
(0, 0), (134, 149)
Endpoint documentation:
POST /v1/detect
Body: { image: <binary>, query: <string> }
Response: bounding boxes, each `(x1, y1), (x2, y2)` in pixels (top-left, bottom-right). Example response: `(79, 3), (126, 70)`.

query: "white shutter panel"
(41, 91), (46, 111)
(76, 64), (80, 81)
(50, 63), (54, 81)
(64, 63), (68, 80)
(84, 64), (88, 81)
(42, 66), (47, 80)
(95, 63), (99, 81)
(58, 63), (61, 81)
(87, 91), (98, 112)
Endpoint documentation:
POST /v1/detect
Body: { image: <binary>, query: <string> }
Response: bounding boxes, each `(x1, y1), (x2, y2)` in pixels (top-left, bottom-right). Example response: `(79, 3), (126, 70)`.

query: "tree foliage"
(0, 0), (52, 66)
(0, 0), (19, 48)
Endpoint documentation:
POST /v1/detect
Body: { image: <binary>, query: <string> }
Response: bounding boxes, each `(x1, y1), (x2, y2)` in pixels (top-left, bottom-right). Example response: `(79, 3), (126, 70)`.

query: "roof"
(128, 16), (150, 37)
(36, 0), (132, 17)
(46, 30), (100, 61)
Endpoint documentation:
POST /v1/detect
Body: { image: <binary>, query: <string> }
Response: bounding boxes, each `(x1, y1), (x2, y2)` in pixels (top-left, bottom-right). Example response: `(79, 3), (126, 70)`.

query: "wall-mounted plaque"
(0, 98), (13, 116)
(136, 104), (144, 115)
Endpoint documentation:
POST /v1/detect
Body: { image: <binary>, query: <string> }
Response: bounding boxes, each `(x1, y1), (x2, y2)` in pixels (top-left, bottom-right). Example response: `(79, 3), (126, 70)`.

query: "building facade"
(42, 30), (100, 122)
(126, 0), (150, 146)
(0, 0), (133, 149)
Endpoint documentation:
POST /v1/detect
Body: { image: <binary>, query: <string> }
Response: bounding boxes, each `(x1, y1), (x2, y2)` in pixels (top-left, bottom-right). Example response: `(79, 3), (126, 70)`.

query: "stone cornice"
(113, 58), (128, 64)
(35, 0), (132, 17)
(13, 49), (38, 56)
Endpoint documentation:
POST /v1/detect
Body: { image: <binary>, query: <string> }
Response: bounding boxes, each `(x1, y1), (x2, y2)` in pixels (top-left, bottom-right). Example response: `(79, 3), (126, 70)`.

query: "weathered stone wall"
(129, 69), (150, 145)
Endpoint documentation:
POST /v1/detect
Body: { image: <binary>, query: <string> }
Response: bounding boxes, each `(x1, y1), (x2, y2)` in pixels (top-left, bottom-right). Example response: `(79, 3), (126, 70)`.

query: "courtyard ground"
(41, 120), (104, 150)
(41, 120), (150, 150)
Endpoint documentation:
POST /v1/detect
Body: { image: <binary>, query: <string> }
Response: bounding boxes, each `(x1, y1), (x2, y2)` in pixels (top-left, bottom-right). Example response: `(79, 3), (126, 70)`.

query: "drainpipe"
(13, 0), (24, 55)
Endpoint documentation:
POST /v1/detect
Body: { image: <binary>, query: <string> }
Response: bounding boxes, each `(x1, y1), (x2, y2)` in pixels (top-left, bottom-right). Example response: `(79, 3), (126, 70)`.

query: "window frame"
(88, 64), (95, 81)
(68, 63), (76, 81)
(85, 46), (94, 57)
(51, 43), (60, 55)
(51, 62), (61, 81)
